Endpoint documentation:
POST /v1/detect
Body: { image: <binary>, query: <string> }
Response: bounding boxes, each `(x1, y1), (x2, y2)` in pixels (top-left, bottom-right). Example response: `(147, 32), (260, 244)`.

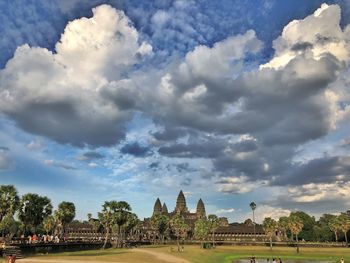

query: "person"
(279, 258), (282, 263)
(7, 254), (16, 263)
(272, 259), (276, 263)
(340, 258), (344, 263)
(267, 259), (270, 263)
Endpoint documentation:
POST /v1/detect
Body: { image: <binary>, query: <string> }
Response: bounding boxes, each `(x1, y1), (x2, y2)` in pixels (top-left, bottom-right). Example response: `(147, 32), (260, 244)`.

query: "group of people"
(249, 258), (282, 263)
(21, 234), (63, 244)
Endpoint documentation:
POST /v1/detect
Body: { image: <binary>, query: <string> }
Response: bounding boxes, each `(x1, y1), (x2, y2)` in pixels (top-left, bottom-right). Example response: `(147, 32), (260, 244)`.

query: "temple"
(151, 190), (210, 228)
(144, 190), (266, 242)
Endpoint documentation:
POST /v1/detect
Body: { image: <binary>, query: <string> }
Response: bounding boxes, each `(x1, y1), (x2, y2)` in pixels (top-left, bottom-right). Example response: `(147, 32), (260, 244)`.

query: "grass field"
(1, 245), (350, 263)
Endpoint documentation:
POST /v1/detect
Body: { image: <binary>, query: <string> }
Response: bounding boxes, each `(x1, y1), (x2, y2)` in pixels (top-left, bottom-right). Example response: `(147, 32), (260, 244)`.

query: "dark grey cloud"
(0, 146), (9, 151)
(274, 156), (350, 186)
(120, 142), (152, 157)
(291, 42), (313, 51)
(158, 139), (225, 158)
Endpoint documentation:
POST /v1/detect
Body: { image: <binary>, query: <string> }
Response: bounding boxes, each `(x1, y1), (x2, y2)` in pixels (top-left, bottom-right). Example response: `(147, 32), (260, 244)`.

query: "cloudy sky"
(1, 0), (350, 223)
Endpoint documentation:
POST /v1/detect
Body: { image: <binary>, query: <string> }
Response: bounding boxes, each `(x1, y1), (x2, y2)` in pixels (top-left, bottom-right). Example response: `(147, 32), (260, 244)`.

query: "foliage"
(0, 185), (20, 222)
(55, 201), (76, 236)
(263, 217), (277, 250)
(18, 193), (52, 232)
(194, 218), (209, 247)
(278, 216), (289, 240)
(98, 200), (132, 249)
(42, 215), (57, 234)
(207, 214), (219, 247)
(337, 214), (350, 244)
(290, 211), (316, 241)
(151, 214), (169, 243)
(0, 214), (20, 238)
(169, 214), (188, 251)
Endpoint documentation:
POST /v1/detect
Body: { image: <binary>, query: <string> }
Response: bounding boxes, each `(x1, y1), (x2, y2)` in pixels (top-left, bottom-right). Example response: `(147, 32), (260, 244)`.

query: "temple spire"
(196, 198), (206, 219)
(175, 190), (188, 213)
(153, 198), (162, 216)
(162, 203), (168, 214)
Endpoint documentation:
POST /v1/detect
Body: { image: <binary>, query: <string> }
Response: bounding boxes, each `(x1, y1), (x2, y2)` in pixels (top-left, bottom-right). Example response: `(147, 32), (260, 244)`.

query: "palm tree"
(329, 217), (341, 242)
(98, 201), (118, 249)
(250, 202), (257, 239)
(288, 215), (303, 253)
(263, 217), (277, 250)
(114, 201), (131, 248)
(278, 216), (289, 241)
(208, 214), (219, 248)
(337, 214), (350, 245)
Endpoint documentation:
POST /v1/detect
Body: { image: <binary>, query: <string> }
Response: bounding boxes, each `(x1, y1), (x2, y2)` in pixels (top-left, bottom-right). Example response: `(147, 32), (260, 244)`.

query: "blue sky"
(1, 0), (350, 223)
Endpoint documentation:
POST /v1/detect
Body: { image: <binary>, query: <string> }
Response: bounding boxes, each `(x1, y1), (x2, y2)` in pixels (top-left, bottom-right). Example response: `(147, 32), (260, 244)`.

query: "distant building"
(145, 190), (266, 241)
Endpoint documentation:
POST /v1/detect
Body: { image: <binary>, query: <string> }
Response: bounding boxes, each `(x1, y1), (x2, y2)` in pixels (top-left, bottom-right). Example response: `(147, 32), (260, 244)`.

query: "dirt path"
(17, 248), (191, 263)
(133, 248), (191, 263)
(18, 259), (126, 263)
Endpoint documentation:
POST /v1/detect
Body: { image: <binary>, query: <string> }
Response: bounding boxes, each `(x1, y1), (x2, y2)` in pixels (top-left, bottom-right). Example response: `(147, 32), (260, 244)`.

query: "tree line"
(0, 185), (75, 240)
(263, 211), (350, 252)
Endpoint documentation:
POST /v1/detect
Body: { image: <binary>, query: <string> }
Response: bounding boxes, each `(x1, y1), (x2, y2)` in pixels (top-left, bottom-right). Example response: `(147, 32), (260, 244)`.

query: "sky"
(1, 0), (350, 223)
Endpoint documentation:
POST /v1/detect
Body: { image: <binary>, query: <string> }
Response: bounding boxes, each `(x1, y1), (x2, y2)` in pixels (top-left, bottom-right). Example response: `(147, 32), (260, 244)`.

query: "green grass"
(2, 245), (350, 262)
(140, 245), (350, 263)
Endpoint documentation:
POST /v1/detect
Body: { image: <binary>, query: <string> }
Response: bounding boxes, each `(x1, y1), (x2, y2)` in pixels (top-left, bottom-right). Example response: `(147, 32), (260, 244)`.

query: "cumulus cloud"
(0, 5), (151, 147)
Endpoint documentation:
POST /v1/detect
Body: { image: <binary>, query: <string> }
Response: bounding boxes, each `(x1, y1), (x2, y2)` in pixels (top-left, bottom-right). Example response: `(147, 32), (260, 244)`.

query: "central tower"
(175, 190), (189, 214)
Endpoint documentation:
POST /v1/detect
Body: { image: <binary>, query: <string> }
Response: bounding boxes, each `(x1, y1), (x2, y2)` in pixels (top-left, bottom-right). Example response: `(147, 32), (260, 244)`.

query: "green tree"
(169, 214), (188, 252)
(194, 219), (209, 248)
(288, 214), (303, 253)
(0, 185), (20, 222)
(18, 193), (52, 233)
(263, 217), (277, 250)
(42, 215), (57, 235)
(250, 202), (257, 239)
(316, 214), (337, 242)
(124, 213), (139, 240)
(98, 201), (118, 249)
(290, 211), (316, 241)
(55, 201), (76, 237)
(98, 201), (131, 249)
(278, 216), (289, 240)
(207, 214), (219, 248)
(0, 214), (20, 239)
(151, 214), (169, 244)
(337, 214), (350, 245)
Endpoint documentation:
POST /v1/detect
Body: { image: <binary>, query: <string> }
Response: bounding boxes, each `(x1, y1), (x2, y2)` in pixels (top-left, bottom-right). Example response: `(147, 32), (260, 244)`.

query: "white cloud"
(0, 5), (151, 147)
(27, 139), (44, 151)
(216, 208), (235, 214)
(261, 4), (350, 69)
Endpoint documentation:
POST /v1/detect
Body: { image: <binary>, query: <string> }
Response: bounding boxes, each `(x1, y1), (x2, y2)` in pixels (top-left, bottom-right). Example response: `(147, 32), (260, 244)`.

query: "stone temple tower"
(153, 198), (162, 216)
(196, 198), (206, 219)
(162, 203), (168, 214)
(175, 190), (189, 214)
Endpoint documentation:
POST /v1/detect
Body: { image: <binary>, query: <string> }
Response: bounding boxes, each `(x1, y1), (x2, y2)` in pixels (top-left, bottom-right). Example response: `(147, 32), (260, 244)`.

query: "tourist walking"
(340, 258), (344, 263)
(266, 259), (270, 263)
